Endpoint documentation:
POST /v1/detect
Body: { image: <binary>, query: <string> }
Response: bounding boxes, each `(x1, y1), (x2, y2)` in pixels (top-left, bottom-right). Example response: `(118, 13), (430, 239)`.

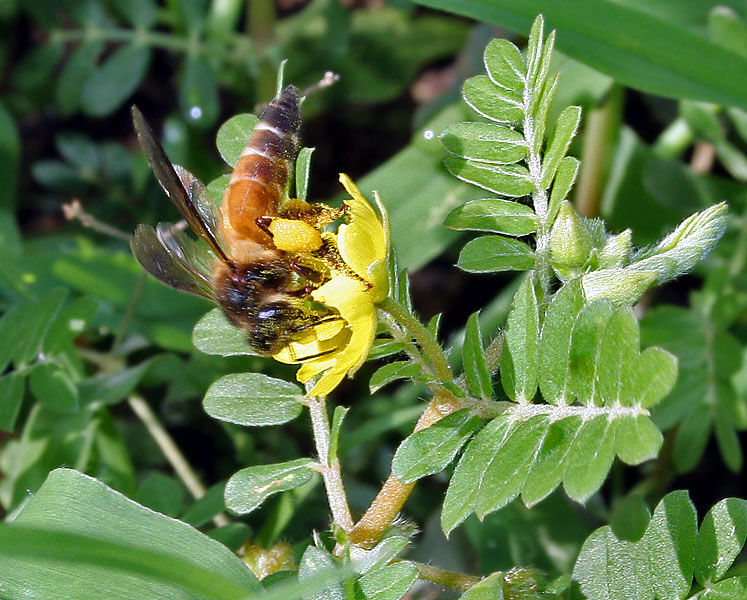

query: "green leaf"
(596, 308), (638, 406)
(462, 312), (493, 399)
(501, 276), (539, 403)
(352, 537), (409, 575)
(441, 122), (527, 164)
(442, 416), (513, 533)
(225, 459), (315, 515)
(696, 577), (747, 599)
(0, 372), (24, 432)
(444, 198), (537, 235)
(463, 75), (524, 124)
(457, 235), (534, 273)
(181, 481), (227, 527)
(547, 156), (580, 225)
(416, 0), (747, 110)
(216, 113), (259, 168)
(0, 100), (20, 213)
(674, 406), (713, 473)
(328, 405), (348, 464)
(521, 416), (583, 507)
(355, 562), (418, 600)
(475, 415), (549, 517)
(610, 494), (650, 541)
(111, 0), (158, 28)
(538, 280), (584, 405)
(563, 416), (616, 502)
(695, 498), (747, 586)
(460, 572), (505, 600)
(299, 546), (344, 600)
(367, 338), (405, 361)
(573, 491), (696, 600)
(204, 373), (305, 427)
(0, 469), (261, 599)
(56, 42), (104, 116)
(81, 44), (151, 117)
(445, 156), (532, 197)
(12, 42), (63, 90)
(78, 361), (152, 406)
(630, 347), (678, 409)
(392, 409), (482, 483)
(193, 308), (258, 356)
(613, 415), (662, 465)
(137, 473), (184, 518)
(484, 38), (525, 92)
(296, 147), (315, 202)
(29, 363), (79, 414)
(531, 73), (559, 155)
(369, 361), (421, 393)
(180, 54), (219, 129)
(540, 106), (582, 189)
(569, 301), (615, 406)
(709, 7), (747, 59)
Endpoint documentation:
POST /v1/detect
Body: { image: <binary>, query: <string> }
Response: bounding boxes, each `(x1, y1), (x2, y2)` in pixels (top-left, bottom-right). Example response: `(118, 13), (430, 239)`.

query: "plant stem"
(307, 395), (354, 532)
(378, 297), (453, 385)
(410, 562), (481, 592)
(127, 395), (230, 528)
(349, 392), (462, 547)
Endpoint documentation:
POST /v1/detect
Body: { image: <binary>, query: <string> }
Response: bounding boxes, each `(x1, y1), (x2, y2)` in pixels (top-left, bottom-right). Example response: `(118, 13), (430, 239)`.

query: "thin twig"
(63, 199), (131, 241)
(127, 395), (230, 528)
(307, 394), (354, 533)
(409, 561), (482, 592)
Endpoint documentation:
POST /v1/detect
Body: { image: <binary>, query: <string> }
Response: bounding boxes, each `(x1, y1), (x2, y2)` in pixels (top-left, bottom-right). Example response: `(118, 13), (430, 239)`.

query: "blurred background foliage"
(1, 0), (747, 593)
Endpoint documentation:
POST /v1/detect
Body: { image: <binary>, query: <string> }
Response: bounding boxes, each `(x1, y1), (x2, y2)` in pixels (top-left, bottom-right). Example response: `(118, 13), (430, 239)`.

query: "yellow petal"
(337, 174), (388, 297)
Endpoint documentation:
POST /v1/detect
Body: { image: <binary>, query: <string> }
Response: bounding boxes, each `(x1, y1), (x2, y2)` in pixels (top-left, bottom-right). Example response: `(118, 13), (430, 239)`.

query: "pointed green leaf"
(532, 73), (559, 155)
(352, 537), (409, 575)
(112, 0), (158, 28)
(0, 373), (24, 432)
(564, 415), (615, 502)
(715, 407), (742, 472)
(137, 473), (184, 518)
(193, 308), (258, 356)
(538, 280), (585, 404)
(441, 122), (527, 164)
(204, 373), (304, 427)
(442, 416), (513, 534)
(597, 308), (638, 406)
(475, 415), (549, 517)
(540, 106), (582, 189)
(610, 494), (650, 542)
(225, 458), (314, 515)
(463, 312), (492, 399)
(392, 409), (482, 483)
(355, 562), (418, 600)
(525, 15), (545, 92)
(444, 198), (537, 235)
(0, 469), (261, 599)
(674, 405), (713, 473)
(501, 277), (539, 403)
(295, 147), (315, 202)
(614, 415), (662, 465)
(463, 75), (524, 124)
(328, 405), (348, 465)
(695, 498), (747, 586)
(521, 416), (583, 507)
(81, 44), (151, 117)
(529, 29), (556, 116)
(56, 41), (104, 116)
(367, 339), (405, 361)
(547, 156), (580, 225)
(299, 546), (344, 600)
(29, 364), (79, 414)
(457, 235), (534, 273)
(179, 54), (219, 129)
(461, 572), (505, 600)
(697, 577), (747, 599)
(445, 156), (532, 197)
(78, 361), (152, 406)
(569, 301), (615, 406)
(369, 361), (421, 393)
(181, 482), (227, 527)
(216, 114), (259, 167)
(12, 42), (64, 90)
(484, 38), (525, 92)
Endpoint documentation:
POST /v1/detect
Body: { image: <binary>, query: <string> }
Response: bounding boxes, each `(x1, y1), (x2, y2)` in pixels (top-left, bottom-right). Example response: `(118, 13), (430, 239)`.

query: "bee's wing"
(131, 106), (231, 266)
(131, 223), (215, 299)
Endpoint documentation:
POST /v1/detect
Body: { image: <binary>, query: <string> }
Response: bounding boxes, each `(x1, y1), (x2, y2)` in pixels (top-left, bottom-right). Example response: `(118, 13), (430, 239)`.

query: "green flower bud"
(550, 200), (593, 279)
(581, 268), (658, 305)
(599, 229), (632, 268)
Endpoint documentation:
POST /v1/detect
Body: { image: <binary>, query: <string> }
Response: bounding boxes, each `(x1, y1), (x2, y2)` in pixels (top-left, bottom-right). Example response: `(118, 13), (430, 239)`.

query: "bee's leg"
(294, 347), (337, 361)
(288, 259), (324, 284)
(290, 316), (344, 333)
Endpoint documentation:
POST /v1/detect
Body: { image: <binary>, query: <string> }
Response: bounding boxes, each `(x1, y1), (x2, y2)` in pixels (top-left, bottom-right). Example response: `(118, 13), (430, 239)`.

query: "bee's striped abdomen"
(221, 86), (301, 247)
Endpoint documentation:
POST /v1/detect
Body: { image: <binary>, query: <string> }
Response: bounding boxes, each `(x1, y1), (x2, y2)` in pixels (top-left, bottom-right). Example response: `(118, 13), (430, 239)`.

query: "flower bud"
(599, 229), (632, 268)
(581, 268), (658, 305)
(550, 200), (593, 279)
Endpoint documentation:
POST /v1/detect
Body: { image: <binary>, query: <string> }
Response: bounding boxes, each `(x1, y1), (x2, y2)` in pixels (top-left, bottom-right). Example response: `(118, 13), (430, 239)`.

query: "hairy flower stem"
(379, 297), (453, 385)
(349, 392), (462, 547)
(409, 562), (481, 591)
(307, 395), (354, 532)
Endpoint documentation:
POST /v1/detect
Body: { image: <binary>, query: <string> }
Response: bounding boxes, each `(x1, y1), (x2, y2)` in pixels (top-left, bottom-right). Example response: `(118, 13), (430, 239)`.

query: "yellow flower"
(273, 174), (389, 396)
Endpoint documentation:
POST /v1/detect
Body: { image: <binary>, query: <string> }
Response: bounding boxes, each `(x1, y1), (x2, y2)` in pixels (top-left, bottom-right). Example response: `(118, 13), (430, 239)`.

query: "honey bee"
(131, 86), (338, 355)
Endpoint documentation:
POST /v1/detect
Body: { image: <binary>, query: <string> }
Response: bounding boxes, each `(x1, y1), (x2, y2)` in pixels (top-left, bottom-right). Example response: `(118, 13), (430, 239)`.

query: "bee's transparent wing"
(131, 223), (215, 299)
(132, 106), (231, 266)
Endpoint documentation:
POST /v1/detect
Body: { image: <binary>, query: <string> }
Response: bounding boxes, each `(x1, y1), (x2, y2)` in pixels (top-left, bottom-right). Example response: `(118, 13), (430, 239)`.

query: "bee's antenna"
(300, 72), (340, 100)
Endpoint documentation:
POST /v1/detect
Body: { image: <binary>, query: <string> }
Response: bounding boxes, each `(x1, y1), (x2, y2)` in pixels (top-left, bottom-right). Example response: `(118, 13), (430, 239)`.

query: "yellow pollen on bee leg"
(268, 218), (323, 252)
